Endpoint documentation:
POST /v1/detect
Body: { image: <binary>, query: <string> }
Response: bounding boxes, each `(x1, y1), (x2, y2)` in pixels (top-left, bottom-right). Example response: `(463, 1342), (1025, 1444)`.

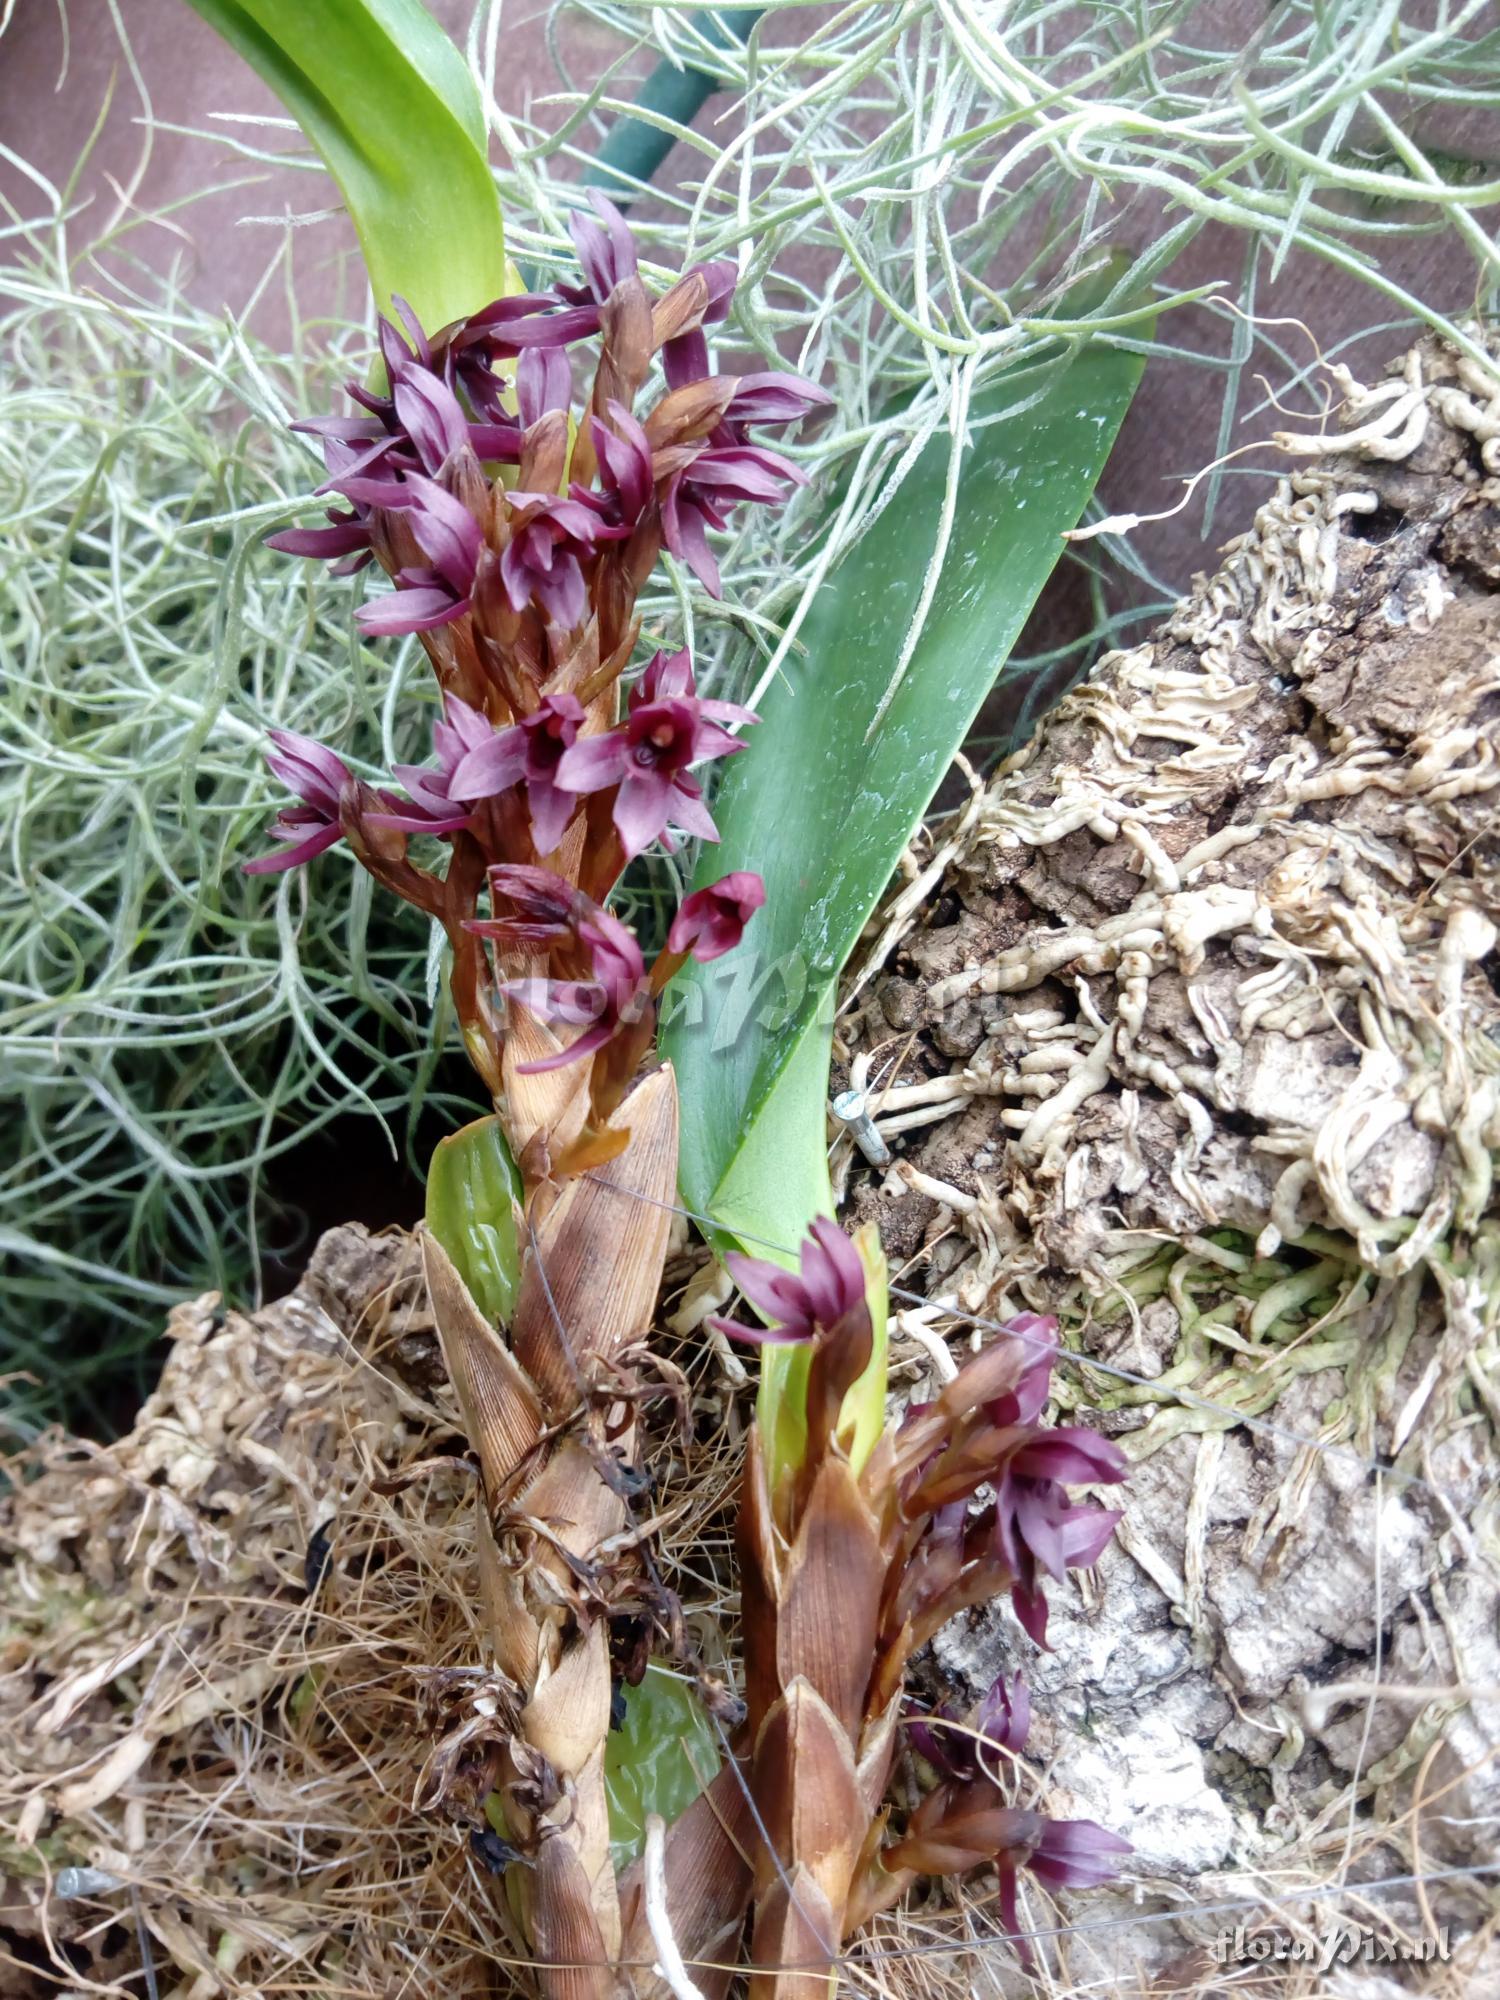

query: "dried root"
(836, 335), (1500, 1993)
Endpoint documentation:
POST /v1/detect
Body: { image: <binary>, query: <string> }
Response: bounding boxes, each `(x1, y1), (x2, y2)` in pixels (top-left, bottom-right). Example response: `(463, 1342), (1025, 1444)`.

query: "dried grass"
(0, 1221), (768, 2000)
(3, 1211), (1495, 1999)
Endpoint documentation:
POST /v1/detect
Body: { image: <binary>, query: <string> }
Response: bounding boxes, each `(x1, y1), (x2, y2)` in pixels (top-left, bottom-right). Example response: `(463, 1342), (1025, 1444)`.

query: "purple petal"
(593, 402), (654, 518)
(803, 1217), (868, 1326)
(242, 819), (343, 874)
(388, 295), (432, 365)
(291, 414), (386, 444)
(978, 1671), (1031, 1756)
(467, 422), (524, 461)
(525, 775), (578, 855)
(726, 372), (834, 426)
(356, 586), (466, 635)
(661, 481), (721, 596)
(688, 445), (803, 501)
(613, 770), (674, 860)
(704, 1313), (813, 1348)
(518, 347), (572, 427)
(265, 729), (350, 803)
(663, 328), (711, 393)
(570, 189), (638, 302)
(554, 731), (628, 794)
(693, 260), (737, 324)
(662, 776), (719, 845)
(685, 713), (747, 764)
(266, 518), (370, 560)
(402, 474), (483, 590)
(1029, 1818), (1132, 1889)
(532, 555), (587, 630)
(392, 364), (470, 472)
(494, 307), (603, 349)
(1057, 1505), (1122, 1572)
(1011, 1430), (1129, 1486)
(449, 728), (527, 802)
(1013, 1486), (1071, 1585)
(723, 1252), (812, 1336)
(1011, 1581), (1050, 1648)
(508, 492), (602, 541)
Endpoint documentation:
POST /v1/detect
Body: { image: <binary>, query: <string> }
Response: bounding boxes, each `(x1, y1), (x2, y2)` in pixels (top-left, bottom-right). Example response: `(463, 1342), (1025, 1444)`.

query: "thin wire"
(583, 1177), (1477, 1515)
(131, 1884), (160, 2000)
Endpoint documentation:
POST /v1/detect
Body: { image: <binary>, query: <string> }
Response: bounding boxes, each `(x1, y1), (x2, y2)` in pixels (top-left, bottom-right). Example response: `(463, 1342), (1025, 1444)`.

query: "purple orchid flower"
(266, 432), (390, 575)
(710, 1217), (868, 1348)
(994, 1808), (1132, 1949)
(566, 190), (639, 304)
(364, 695), (498, 835)
(555, 651), (755, 859)
(468, 866), (650, 1073)
(443, 292), (594, 423)
(243, 730), (353, 874)
(909, 1672), (1032, 1781)
(573, 402), (656, 538)
(353, 473), (483, 636)
(993, 1420), (1128, 1647)
(448, 692), (587, 855)
(661, 443), (805, 597)
(500, 492), (601, 628)
(465, 862), (579, 944)
(721, 372), (835, 434)
(667, 872), (766, 962)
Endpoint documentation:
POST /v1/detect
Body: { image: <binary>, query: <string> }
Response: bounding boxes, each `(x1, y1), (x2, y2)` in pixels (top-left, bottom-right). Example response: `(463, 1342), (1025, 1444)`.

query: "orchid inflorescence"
(249, 191), (827, 1143)
(709, 1228), (1132, 1979)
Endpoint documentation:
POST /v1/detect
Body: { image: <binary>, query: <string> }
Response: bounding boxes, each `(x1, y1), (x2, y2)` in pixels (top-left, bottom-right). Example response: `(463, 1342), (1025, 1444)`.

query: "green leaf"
(602, 1663), (720, 1870)
(424, 1115), (523, 1327)
(664, 332), (1145, 1258)
(184, 0), (508, 329)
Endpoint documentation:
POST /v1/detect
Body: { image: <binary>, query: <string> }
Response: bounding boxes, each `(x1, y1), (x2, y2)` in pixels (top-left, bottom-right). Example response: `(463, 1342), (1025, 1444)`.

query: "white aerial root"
(848, 338), (1500, 1324)
(643, 1815), (710, 2000)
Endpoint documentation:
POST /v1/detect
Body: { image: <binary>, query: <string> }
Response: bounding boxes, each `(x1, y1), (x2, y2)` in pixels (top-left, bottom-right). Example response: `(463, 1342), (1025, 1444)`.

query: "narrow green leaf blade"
(184, 0), (507, 328)
(425, 1115), (524, 1327)
(665, 335), (1145, 1247)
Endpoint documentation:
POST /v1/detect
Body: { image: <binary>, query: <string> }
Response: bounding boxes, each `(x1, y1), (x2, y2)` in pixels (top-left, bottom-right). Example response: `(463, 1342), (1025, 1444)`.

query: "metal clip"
(830, 1088), (891, 1167)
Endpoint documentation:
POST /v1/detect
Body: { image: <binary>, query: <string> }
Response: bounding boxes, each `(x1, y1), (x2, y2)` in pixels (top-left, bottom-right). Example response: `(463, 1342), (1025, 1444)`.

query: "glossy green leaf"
(425, 1115), (523, 1327)
(602, 1663), (719, 1870)
(664, 334), (1145, 1261)
(185, 0), (508, 329)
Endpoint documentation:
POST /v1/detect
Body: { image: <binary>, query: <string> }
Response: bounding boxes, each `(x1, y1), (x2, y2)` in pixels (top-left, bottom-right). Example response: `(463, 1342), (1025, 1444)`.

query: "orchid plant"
(213, 2), (1132, 1988)
(249, 189), (1131, 1995)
